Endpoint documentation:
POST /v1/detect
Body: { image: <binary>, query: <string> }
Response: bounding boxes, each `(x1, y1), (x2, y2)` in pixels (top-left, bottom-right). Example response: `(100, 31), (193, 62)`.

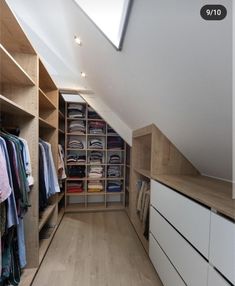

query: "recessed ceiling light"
(81, 72), (86, 78)
(74, 35), (82, 45)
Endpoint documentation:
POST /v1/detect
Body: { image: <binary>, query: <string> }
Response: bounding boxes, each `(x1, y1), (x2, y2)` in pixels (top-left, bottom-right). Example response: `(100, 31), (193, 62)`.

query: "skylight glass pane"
(73, 0), (132, 50)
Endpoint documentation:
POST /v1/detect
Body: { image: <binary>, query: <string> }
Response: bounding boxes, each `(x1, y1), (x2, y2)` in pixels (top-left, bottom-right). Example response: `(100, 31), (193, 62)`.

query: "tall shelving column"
(65, 99), (88, 210)
(0, 0), (39, 274)
(58, 92), (66, 220)
(65, 98), (127, 212)
(38, 59), (59, 264)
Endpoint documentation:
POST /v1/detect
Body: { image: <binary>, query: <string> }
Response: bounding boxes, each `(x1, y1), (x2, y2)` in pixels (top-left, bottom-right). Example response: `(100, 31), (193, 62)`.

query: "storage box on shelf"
(65, 100), (127, 211)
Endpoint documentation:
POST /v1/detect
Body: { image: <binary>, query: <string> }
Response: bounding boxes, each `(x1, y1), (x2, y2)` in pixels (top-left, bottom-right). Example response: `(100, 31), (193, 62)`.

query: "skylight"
(73, 0), (132, 50)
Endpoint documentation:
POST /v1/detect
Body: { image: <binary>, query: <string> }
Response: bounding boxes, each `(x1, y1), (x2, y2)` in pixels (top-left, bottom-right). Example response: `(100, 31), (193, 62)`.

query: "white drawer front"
(150, 207), (208, 286)
(208, 266), (230, 286)
(209, 212), (235, 285)
(151, 180), (210, 258)
(149, 233), (186, 286)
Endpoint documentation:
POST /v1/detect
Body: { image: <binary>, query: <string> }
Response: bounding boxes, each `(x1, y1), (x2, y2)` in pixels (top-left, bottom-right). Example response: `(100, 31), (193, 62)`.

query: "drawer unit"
(150, 207), (208, 286)
(151, 180), (210, 258)
(209, 212), (235, 285)
(149, 233), (186, 286)
(208, 266), (231, 286)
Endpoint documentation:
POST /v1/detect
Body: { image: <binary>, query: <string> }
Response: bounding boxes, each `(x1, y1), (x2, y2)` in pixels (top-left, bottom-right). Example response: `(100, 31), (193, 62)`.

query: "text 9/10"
(200, 5), (227, 20)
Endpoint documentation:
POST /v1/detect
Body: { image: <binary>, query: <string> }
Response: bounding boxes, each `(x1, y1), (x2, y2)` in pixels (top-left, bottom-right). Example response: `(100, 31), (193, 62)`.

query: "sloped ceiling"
(7, 0), (232, 181)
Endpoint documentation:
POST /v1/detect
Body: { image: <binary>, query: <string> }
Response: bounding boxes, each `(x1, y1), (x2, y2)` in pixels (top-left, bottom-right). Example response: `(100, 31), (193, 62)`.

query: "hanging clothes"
(0, 132), (34, 285)
(38, 139), (60, 212)
(58, 144), (66, 180)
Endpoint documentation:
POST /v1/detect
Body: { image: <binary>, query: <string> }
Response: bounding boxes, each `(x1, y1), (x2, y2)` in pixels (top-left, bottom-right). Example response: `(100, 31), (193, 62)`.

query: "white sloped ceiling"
(7, 0), (232, 181)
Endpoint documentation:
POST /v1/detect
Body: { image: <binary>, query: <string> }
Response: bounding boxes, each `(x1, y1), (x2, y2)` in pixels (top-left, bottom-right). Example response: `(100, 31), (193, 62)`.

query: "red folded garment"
(67, 187), (84, 193)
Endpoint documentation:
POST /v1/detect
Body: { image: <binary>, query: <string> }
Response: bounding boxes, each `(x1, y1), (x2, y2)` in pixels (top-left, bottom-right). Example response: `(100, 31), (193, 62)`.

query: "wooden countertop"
(152, 174), (235, 220)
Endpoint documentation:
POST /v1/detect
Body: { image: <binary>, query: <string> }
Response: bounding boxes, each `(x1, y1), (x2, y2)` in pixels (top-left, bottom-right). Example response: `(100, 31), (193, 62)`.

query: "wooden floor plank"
(32, 211), (162, 286)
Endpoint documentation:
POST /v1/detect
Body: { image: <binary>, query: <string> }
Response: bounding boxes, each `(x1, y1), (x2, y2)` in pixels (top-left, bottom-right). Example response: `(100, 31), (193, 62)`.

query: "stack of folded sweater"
(67, 154), (86, 164)
(107, 181), (122, 192)
(88, 180), (103, 192)
(88, 121), (105, 134)
(107, 137), (123, 149)
(68, 139), (84, 149)
(88, 106), (101, 119)
(109, 154), (121, 164)
(89, 138), (103, 149)
(67, 181), (84, 193)
(89, 151), (103, 164)
(68, 166), (85, 178)
(107, 166), (121, 178)
(68, 103), (85, 118)
(69, 120), (86, 134)
(88, 166), (103, 179)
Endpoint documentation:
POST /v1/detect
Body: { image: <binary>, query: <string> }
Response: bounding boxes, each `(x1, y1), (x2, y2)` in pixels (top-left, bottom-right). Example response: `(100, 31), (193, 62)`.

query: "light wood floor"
(32, 211), (163, 286)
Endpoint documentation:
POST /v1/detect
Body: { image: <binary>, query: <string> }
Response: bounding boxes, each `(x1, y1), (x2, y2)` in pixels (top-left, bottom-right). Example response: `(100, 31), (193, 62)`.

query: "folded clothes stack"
(88, 180), (103, 192)
(107, 125), (117, 135)
(89, 138), (103, 149)
(88, 106), (101, 119)
(67, 154), (86, 164)
(107, 166), (121, 178)
(68, 165), (85, 178)
(88, 121), (106, 134)
(89, 151), (103, 164)
(109, 154), (121, 164)
(68, 103), (85, 118)
(107, 137), (123, 149)
(69, 120), (86, 134)
(68, 139), (84, 149)
(67, 181), (84, 193)
(88, 166), (103, 178)
(107, 181), (122, 192)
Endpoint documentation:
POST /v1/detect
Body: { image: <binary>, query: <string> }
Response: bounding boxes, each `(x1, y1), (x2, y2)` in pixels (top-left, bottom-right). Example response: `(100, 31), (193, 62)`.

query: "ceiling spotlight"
(74, 35), (82, 45)
(81, 72), (86, 78)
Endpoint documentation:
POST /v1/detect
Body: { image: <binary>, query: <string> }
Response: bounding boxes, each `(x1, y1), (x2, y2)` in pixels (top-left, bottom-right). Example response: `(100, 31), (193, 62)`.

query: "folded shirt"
(107, 181), (122, 192)
(108, 166), (121, 177)
(67, 181), (84, 193)
(67, 154), (86, 164)
(88, 180), (103, 192)
(109, 154), (121, 164)
(107, 137), (123, 149)
(68, 140), (84, 149)
(68, 166), (86, 178)
(89, 139), (104, 149)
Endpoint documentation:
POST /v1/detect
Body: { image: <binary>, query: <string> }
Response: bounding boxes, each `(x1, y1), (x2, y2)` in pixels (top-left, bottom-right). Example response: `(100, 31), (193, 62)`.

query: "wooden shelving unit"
(0, 1), (39, 284)
(128, 124), (199, 254)
(64, 99), (127, 212)
(0, 3), (65, 285)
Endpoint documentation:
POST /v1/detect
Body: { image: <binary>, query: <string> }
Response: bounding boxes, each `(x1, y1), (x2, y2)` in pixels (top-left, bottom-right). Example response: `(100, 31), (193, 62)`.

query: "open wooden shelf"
(19, 268), (38, 286)
(66, 192), (85, 196)
(0, 95), (35, 118)
(59, 111), (65, 119)
(106, 192), (125, 195)
(39, 59), (57, 92)
(39, 117), (56, 129)
(134, 168), (151, 179)
(0, 44), (35, 86)
(39, 204), (56, 232)
(39, 88), (57, 110)
(59, 129), (65, 134)
(57, 192), (65, 203)
(39, 226), (57, 264)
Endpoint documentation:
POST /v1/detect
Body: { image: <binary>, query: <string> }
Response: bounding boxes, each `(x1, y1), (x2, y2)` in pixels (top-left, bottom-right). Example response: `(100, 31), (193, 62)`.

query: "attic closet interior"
(0, 1), (234, 286)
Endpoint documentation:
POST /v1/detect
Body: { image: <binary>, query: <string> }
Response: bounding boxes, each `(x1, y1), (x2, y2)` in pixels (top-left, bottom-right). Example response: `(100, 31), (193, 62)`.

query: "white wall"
(7, 0), (233, 181)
